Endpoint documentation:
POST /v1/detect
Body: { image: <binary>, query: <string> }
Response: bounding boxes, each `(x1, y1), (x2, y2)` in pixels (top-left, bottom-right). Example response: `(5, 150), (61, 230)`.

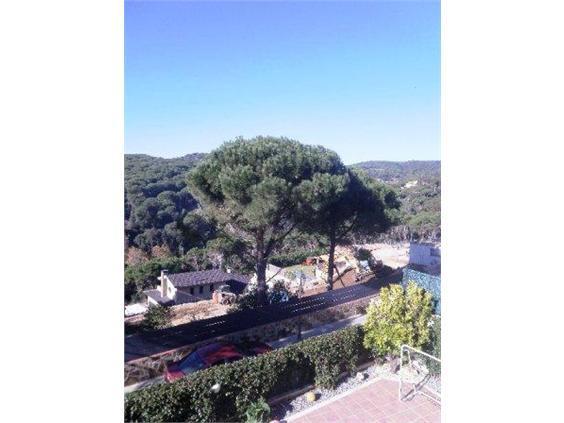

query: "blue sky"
(125, 1), (440, 164)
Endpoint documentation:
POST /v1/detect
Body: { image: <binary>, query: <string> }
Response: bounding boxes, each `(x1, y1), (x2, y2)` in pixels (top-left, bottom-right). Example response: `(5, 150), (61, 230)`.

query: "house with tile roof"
(143, 269), (249, 306)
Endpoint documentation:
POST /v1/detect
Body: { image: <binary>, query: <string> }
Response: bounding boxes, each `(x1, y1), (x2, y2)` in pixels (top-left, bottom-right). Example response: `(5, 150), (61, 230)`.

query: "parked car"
(165, 341), (273, 382)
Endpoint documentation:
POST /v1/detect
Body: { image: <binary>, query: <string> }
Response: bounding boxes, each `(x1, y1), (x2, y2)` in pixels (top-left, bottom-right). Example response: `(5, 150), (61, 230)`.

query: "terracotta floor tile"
(290, 380), (440, 423)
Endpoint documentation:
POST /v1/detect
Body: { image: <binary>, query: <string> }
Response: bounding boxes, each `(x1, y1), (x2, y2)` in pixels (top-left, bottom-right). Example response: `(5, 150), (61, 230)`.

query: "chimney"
(160, 269), (168, 295)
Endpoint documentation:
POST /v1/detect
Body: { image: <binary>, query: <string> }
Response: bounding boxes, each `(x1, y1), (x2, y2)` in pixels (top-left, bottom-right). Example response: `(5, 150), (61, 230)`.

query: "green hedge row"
(125, 326), (369, 422)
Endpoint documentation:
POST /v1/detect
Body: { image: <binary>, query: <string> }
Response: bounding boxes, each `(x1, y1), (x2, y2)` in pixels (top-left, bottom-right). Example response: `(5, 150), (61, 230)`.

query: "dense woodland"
(124, 152), (440, 302)
(352, 161), (441, 241)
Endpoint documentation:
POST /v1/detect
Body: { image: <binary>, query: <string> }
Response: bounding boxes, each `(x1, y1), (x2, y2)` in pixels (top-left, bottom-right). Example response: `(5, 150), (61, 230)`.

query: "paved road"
(125, 270), (402, 362)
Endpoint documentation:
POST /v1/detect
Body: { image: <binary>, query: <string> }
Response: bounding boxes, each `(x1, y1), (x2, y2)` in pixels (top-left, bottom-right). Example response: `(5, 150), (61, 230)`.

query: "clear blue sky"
(125, 1), (440, 164)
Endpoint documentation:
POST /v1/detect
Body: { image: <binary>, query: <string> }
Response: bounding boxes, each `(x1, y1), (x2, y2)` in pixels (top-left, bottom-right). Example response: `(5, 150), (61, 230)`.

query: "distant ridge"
(351, 160), (440, 183)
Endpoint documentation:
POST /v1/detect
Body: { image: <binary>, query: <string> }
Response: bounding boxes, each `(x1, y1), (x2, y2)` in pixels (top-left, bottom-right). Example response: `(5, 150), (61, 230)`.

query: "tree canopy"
(353, 160), (440, 241)
(124, 153), (207, 255)
(297, 168), (400, 289)
(188, 136), (347, 304)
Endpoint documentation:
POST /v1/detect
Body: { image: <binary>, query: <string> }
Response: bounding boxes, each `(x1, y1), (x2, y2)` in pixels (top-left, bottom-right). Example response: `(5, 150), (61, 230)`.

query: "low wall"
(124, 295), (374, 386)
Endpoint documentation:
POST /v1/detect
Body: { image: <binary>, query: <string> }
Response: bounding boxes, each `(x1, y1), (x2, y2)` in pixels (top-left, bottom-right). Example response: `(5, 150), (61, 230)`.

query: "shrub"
(244, 398), (270, 423)
(425, 315), (441, 375)
(363, 282), (433, 358)
(230, 283), (294, 312)
(143, 304), (171, 330)
(124, 326), (368, 422)
(355, 247), (372, 262)
(124, 256), (188, 302)
(428, 315), (441, 358)
(267, 281), (294, 304)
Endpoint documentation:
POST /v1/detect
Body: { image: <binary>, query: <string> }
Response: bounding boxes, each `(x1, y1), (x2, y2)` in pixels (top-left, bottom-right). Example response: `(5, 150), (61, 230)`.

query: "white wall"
(163, 276), (177, 299)
(409, 243), (441, 267)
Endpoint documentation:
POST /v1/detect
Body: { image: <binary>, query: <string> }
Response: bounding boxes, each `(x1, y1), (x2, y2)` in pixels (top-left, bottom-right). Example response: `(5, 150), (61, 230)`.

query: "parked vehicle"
(165, 341), (273, 382)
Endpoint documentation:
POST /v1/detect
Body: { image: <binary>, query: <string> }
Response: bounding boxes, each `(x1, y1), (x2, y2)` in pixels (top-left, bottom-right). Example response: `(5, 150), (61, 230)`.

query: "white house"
(144, 269), (249, 307)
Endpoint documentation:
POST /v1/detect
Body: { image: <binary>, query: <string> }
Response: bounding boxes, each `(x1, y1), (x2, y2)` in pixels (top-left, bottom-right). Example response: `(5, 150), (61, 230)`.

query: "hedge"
(125, 326), (369, 422)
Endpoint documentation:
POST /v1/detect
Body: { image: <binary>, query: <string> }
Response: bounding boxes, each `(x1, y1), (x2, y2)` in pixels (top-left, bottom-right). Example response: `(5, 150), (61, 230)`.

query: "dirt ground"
(356, 242), (410, 269)
(169, 301), (230, 325)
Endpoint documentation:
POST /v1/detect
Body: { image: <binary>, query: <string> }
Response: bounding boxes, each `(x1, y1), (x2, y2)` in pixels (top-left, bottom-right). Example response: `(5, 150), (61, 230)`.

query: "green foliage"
(125, 154), (207, 255)
(352, 161), (440, 242)
(363, 282), (433, 357)
(229, 290), (259, 312)
(428, 315), (441, 358)
(426, 315), (441, 375)
(244, 398), (270, 423)
(355, 248), (372, 262)
(267, 281), (293, 304)
(270, 248), (323, 268)
(230, 282), (294, 312)
(183, 247), (217, 271)
(188, 136), (349, 304)
(143, 304), (172, 330)
(124, 326), (368, 422)
(299, 324), (365, 389)
(296, 167), (400, 289)
(207, 236), (256, 273)
(124, 256), (188, 302)
(352, 160), (440, 183)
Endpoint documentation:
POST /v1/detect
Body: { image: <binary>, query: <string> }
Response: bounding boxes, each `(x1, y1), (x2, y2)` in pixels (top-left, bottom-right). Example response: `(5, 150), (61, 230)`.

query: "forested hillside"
(352, 161), (441, 241)
(352, 160), (440, 183)
(125, 153), (209, 255)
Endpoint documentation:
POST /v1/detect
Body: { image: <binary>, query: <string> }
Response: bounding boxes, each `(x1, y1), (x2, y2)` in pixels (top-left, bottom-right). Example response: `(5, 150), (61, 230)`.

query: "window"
(190, 287), (194, 295)
(199, 286), (204, 294)
(210, 284), (214, 293)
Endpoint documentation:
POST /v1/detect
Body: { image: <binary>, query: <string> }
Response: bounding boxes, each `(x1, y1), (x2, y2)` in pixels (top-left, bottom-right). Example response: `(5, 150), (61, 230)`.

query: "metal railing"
(398, 344), (441, 404)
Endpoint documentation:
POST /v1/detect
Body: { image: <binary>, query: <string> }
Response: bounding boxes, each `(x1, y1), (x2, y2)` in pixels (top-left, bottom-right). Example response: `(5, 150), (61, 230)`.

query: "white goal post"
(398, 344), (441, 404)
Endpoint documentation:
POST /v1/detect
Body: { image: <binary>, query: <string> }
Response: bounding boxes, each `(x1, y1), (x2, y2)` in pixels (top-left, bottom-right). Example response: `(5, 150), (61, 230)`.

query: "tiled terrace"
(288, 379), (440, 423)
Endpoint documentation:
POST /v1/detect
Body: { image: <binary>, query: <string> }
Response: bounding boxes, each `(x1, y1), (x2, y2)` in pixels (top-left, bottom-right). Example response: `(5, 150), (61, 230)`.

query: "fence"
(398, 344), (441, 404)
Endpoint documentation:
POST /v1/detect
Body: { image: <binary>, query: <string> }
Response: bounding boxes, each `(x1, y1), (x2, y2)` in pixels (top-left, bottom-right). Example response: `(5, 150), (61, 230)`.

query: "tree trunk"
(326, 230), (337, 291)
(255, 234), (267, 306)
(256, 255), (267, 306)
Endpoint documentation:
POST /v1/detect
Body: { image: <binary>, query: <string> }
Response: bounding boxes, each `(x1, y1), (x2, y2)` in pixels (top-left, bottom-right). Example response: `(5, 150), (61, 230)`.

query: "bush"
(363, 282), (433, 358)
(124, 326), (368, 422)
(124, 256), (188, 302)
(267, 281), (294, 304)
(244, 398), (270, 423)
(230, 283), (294, 313)
(428, 315), (441, 359)
(355, 247), (372, 262)
(143, 304), (171, 330)
(425, 315), (441, 375)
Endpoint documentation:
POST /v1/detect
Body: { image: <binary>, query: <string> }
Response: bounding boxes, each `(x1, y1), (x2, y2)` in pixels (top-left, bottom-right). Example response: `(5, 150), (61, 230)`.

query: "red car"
(165, 341), (273, 382)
